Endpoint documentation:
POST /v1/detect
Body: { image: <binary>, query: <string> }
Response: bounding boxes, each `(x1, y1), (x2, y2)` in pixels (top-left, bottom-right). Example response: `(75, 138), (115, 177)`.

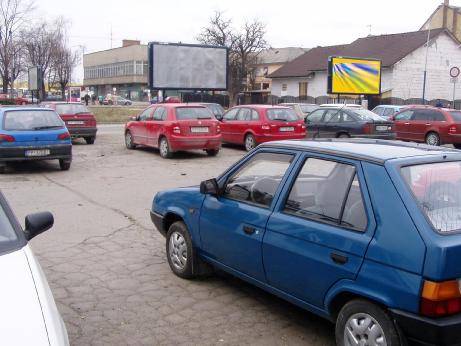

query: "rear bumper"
(169, 134), (221, 151)
(150, 210), (166, 237)
(443, 133), (461, 144)
(351, 133), (396, 140)
(67, 127), (97, 137)
(391, 309), (461, 346)
(256, 132), (306, 143)
(0, 144), (72, 162)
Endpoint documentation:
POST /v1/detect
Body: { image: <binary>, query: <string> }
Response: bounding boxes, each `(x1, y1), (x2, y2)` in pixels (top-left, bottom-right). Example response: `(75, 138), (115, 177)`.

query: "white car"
(0, 192), (69, 345)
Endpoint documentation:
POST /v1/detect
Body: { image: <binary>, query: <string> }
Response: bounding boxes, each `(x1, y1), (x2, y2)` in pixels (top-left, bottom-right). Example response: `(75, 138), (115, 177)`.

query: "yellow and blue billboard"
(327, 56), (381, 95)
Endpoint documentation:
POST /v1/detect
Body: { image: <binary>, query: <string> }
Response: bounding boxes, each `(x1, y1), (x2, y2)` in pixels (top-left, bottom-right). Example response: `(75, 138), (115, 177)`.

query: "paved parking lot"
(0, 124), (334, 346)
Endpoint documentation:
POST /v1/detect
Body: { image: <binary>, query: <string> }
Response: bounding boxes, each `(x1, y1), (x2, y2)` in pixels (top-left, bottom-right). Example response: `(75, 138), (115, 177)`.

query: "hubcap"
(245, 136), (255, 150)
(160, 139), (168, 156)
(344, 313), (387, 346)
(168, 231), (187, 271)
(125, 133), (132, 147)
(427, 134), (438, 146)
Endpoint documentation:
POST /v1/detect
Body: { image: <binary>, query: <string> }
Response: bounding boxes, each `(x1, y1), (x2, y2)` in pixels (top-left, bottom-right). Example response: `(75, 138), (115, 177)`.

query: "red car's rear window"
(55, 104), (90, 115)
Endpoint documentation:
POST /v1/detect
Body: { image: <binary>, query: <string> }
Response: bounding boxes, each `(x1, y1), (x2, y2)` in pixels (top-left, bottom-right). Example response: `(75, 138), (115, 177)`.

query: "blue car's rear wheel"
(336, 299), (402, 346)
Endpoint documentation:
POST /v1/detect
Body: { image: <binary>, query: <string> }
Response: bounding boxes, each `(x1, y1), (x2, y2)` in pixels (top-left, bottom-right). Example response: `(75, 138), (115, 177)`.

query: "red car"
(43, 102), (97, 144)
(393, 105), (461, 148)
(124, 103), (221, 158)
(219, 105), (306, 151)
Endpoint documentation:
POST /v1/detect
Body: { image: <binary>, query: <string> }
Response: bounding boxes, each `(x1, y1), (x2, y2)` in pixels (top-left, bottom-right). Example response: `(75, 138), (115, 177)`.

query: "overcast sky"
(35, 0), (460, 82)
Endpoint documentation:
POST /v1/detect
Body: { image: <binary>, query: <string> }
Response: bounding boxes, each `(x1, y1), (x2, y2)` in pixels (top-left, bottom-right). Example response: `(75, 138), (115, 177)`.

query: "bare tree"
(21, 17), (63, 100)
(53, 45), (79, 100)
(197, 11), (267, 105)
(0, 0), (34, 93)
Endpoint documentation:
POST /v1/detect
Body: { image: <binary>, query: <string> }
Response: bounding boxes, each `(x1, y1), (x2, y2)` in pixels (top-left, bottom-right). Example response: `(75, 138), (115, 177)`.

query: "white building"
(270, 29), (461, 104)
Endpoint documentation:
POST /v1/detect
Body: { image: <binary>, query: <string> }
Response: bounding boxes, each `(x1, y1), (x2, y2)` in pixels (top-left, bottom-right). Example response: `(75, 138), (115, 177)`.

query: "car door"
(319, 109), (341, 138)
(408, 109), (433, 142)
(220, 108), (240, 143)
(147, 106), (167, 147)
(305, 109), (325, 138)
(199, 150), (297, 282)
(131, 108), (151, 145)
(263, 154), (375, 307)
(393, 110), (414, 140)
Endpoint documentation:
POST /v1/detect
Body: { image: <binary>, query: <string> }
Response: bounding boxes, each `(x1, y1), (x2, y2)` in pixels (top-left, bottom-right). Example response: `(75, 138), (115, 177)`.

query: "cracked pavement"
(0, 124), (334, 346)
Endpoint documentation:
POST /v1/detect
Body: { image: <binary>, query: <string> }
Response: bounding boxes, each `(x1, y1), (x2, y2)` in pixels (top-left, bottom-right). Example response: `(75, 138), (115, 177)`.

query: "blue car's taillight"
(0, 134), (15, 143)
(58, 132), (70, 140)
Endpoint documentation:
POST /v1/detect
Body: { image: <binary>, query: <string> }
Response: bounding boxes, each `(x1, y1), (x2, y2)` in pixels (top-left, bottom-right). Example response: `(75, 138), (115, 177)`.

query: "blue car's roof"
(260, 139), (461, 164)
(0, 107), (53, 114)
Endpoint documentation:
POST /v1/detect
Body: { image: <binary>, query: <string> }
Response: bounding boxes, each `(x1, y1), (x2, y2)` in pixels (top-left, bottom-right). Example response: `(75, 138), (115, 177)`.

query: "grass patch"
(89, 106), (142, 124)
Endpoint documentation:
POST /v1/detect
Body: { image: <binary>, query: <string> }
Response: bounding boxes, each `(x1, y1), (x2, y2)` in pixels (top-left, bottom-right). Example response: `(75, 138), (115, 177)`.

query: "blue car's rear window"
(3, 110), (64, 131)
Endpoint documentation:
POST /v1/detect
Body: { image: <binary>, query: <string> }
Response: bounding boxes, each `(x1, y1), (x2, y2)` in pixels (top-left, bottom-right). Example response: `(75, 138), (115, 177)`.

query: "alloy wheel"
(160, 138), (169, 157)
(245, 135), (255, 151)
(168, 231), (187, 271)
(125, 132), (132, 148)
(426, 133), (439, 146)
(344, 313), (387, 346)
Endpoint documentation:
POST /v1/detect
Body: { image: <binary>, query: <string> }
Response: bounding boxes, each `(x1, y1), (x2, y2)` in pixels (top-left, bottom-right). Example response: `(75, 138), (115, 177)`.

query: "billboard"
(327, 56), (381, 95)
(148, 42), (228, 90)
(28, 66), (41, 91)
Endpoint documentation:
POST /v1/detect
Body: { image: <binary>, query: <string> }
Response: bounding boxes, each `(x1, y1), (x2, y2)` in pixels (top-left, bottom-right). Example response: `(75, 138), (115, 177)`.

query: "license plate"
(191, 127), (209, 133)
(25, 149), (50, 157)
(67, 121), (84, 125)
(376, 125), (390, 131)
(280, 127), (295, 132)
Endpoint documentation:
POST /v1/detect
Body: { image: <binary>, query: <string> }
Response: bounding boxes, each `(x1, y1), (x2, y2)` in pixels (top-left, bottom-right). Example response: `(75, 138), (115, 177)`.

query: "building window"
(84, 60), (148, 79)
(262, 83), (270, 90)
(282, 84), (287, 91)
(299, 82), (308, 97)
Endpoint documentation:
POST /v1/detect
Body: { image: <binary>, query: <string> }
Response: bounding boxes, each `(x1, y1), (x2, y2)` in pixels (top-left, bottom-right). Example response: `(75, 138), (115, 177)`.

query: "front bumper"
(0, 144), (72, 163)
(150, 210), (166, 237)
(67, 127), (97, 138)
(391, 309), (461, 346)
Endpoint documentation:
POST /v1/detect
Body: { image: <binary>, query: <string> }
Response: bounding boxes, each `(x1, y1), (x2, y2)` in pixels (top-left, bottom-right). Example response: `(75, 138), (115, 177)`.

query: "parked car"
(42, 102), (97, 144)
(124, 103), (221, 158)
(279, 103), (318, 119)
(372, 105), (406, 120)
(393, 105), (461, 148)
(0, 191), (69, 345)
(151, 139), (461, 346)
(187, 103), (225, 120)
(305, 106), (394, 139)
(103, 96), (132, 106)
(219, 105), (306, 151)
(0, 108), (72, 173)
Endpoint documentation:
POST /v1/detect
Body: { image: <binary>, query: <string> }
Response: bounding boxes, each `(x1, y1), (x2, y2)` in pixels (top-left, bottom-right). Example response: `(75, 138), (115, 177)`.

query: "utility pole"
(110, 25), (113, 49)
(422, 26), (431, 104)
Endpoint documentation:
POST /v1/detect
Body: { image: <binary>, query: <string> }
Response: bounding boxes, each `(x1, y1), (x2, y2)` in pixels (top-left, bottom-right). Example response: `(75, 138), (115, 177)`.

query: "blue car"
(151, 139), (461, 346)
(0, 107), (72, 173)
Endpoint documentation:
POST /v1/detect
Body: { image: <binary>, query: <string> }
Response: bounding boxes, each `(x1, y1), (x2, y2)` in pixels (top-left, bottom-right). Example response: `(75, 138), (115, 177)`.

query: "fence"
(180, 92), (461, 110)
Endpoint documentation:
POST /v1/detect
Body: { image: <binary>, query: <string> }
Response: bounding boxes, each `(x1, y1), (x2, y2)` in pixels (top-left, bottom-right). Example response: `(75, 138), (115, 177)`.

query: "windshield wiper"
(74, 112), (89, 115)
(272, 118), (288, 121)
(197, 116), (212, 119)
(33, 125), (62, 130)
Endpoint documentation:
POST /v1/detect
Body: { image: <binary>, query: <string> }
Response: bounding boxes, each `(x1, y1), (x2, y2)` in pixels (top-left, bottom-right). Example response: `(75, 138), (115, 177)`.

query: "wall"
(271, 71), (328, 97)
(391, 31), (461, 100)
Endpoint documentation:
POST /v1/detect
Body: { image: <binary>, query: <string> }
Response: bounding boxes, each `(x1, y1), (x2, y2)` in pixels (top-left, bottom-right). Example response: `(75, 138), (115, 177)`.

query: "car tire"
(159, 137), (173, 158)
(59, 159), (71, 171)
(206, 148), (219, 156)
(425, 132), (440, 146)
(166, 221), (197, 279)
(244, 133), (256, 151)
(454, 143), (461, 149)
(85, 136), (95, 145)
(336, 299), (402, 346)
(125, 131), (136, 149)
(337, 133), (350, 138)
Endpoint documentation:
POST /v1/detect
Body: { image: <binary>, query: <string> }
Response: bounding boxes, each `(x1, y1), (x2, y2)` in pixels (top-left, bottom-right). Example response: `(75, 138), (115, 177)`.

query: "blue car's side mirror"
(200, 178), (220, 196)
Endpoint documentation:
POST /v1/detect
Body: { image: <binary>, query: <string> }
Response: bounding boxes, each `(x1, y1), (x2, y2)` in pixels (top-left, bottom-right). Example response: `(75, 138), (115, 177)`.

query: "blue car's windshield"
(3, 110), (64, 131)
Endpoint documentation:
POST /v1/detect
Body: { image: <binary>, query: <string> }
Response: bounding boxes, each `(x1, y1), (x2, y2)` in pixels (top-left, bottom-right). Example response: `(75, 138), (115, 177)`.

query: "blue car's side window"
(223, 152), (294, 208)
(283, 157), (368, 232)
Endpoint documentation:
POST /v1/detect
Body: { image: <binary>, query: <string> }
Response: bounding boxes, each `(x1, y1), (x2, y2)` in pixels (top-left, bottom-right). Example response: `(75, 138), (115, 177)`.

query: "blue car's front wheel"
(166, 221), (196, 279)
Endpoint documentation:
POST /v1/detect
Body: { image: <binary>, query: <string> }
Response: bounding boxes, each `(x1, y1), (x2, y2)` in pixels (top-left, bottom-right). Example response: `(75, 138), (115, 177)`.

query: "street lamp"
(422, 22), (432, 104)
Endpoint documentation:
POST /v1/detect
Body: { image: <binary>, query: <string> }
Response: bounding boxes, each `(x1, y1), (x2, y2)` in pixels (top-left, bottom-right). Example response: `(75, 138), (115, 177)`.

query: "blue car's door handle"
(243, 225), (256, 235)
(330, 253), (348, 265)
